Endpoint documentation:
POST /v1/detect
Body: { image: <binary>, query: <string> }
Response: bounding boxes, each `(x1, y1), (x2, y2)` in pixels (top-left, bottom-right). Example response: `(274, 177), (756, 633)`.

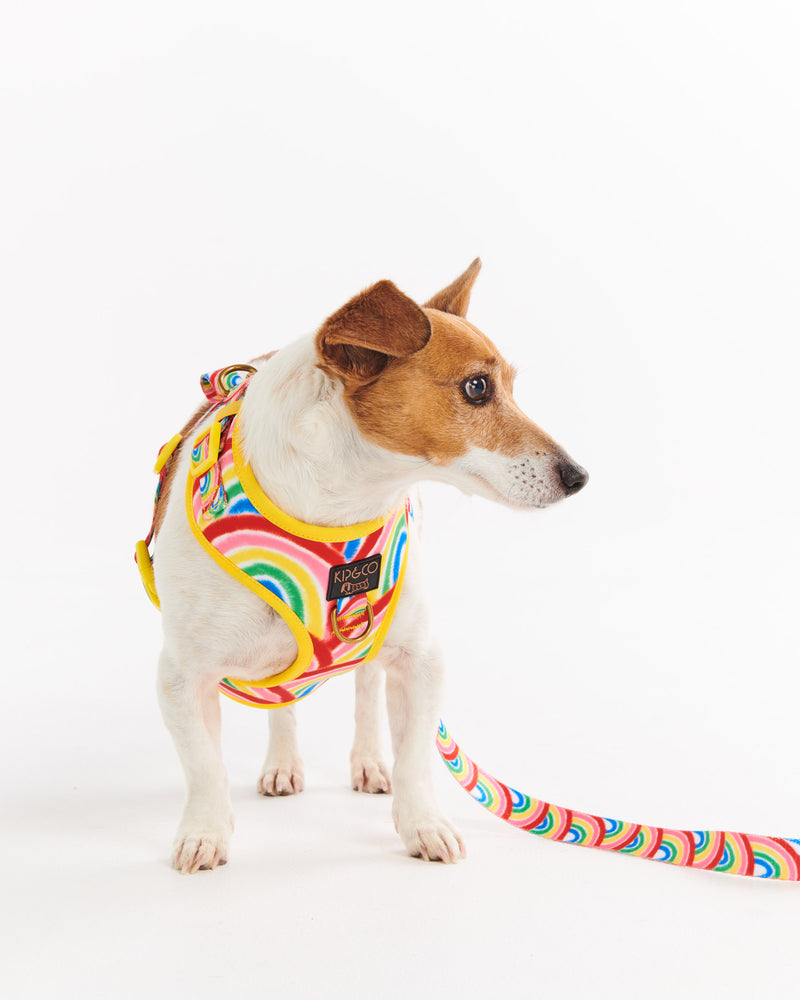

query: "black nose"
(558, 461), (589, 495)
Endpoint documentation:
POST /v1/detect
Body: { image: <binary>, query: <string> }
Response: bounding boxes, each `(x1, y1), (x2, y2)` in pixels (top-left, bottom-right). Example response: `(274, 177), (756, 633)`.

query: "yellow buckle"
(135, 539), (160, 609)
(190, 420), (222, 479)
(153, 433), (183, 474)
(189, 400), (241, 479)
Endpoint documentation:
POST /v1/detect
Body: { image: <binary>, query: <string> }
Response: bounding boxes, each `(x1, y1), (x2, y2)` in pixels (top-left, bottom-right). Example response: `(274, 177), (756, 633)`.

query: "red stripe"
(681, 830), (696, 868)
(742, 836), (755, 877)
(774, 837), (800, 872)
(587, 816), (605, 847)
(201, 504), (396, 565)
(519, 800), (551, 832)
(616, 823), (642, 851)
(498, 782), (514, 820)
(218, 681), (291, 706)
(554, 809), (574, 842)
(644, 828), (664, 859)
(707, 833), (726, 870)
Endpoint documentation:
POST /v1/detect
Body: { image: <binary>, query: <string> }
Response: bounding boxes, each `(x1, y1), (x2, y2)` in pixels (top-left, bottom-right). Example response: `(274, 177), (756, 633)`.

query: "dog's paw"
(350, 752), (392, 793)
(171, 826), (231, 874)
(257, 760), (305, 796)
(396, 813), (466, 864)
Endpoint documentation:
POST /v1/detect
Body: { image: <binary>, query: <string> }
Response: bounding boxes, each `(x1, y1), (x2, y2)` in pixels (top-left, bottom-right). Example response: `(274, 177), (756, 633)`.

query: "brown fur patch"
(316, 280), (431, 389)
(423, 258), (482, 317)
(344, 310), (559, 464)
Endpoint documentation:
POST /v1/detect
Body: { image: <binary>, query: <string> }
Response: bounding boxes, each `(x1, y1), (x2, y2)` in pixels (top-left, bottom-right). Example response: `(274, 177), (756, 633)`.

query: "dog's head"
(315, 260), (587, 509)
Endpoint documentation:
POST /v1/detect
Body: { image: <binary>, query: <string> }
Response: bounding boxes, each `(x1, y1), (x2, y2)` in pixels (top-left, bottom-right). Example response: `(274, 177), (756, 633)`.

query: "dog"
(145, 259), (587, 873)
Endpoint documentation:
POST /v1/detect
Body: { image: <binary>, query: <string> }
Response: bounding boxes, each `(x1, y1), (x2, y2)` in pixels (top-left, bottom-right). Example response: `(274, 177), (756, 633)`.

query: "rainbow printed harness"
(136, 364), (411, 709)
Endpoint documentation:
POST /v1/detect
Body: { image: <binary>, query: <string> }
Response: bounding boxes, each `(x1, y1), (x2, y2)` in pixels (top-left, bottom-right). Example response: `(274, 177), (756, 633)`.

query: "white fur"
(437, 446), (571, 509)
(153, 333), (577, 872)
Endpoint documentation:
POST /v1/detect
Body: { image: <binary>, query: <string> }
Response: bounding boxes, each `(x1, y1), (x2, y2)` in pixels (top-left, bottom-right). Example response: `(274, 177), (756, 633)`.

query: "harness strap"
(134, 364), (258, 608)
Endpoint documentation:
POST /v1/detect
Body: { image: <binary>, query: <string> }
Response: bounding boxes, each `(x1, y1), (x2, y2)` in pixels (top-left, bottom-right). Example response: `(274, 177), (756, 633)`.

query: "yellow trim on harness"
(215, 544), (409, 709)
(135, 539), (160, 609)
(231, 422), (394, 543)
(154, 433), (183, 474)
(183, 458), (315, 691)
(145, 394), (411, 708)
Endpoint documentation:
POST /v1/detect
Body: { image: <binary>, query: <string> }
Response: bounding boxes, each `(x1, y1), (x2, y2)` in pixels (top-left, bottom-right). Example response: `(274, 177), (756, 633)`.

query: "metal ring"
(215, 364), (258, 396)
(330, 600), (374, 644)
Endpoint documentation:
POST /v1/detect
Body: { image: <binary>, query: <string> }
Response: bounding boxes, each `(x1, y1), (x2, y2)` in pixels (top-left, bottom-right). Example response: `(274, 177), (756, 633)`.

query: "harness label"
(326, 554), (382, 601)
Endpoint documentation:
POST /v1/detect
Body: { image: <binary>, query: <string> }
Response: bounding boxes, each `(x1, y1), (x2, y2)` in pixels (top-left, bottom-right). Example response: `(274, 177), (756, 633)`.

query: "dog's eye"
(462, 375), (492, 404)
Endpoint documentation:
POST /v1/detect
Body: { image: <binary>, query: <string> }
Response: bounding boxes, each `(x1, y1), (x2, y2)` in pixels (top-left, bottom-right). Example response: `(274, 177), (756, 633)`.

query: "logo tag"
(326, 555), (382, 601)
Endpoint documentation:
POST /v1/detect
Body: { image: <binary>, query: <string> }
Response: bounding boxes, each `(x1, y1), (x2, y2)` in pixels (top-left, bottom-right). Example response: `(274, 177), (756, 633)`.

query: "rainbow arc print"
(436, 721), (800, 881)
(188, 413), (409, 709)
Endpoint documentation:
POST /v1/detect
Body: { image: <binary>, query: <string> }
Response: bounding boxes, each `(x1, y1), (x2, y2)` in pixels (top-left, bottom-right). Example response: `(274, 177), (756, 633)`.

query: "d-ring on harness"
(331, 600), (374, 643)
(137, 363), (800, 879)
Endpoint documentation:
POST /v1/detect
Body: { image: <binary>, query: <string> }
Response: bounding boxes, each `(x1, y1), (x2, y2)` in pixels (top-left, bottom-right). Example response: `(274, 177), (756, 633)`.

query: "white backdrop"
(3, 2), (800, 997)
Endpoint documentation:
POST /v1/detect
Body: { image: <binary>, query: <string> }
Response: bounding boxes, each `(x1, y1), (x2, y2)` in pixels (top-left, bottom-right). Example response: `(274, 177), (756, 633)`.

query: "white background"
(3, 1), (800, 997)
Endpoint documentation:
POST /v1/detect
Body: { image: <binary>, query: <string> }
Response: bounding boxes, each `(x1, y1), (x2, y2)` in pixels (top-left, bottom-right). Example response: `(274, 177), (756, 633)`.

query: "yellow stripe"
(231, 545), (324, 637)
(184, 470), (314, 690)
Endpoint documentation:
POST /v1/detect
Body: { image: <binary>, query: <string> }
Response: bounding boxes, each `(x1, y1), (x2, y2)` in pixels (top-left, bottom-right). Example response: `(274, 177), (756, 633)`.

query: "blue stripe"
(392, 531), (407, 580)
(343, 538), (361, 560)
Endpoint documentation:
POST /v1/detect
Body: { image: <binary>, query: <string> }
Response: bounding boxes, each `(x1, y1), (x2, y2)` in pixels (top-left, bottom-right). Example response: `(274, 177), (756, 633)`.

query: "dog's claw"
(350, 754), (392, 793)
(398, 814), (466, 864)
(172, 833), (230, 874)
(258, 764), (305, 796)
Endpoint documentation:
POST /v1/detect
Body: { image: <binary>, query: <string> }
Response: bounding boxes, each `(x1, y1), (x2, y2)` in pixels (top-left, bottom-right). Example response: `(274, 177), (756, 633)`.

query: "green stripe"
(226, 479), (246, 502)
(242, 560), (306, 619)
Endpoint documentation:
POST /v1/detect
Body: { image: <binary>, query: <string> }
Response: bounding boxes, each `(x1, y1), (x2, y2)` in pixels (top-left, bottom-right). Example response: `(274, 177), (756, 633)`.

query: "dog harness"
(136, 364), (411, 709)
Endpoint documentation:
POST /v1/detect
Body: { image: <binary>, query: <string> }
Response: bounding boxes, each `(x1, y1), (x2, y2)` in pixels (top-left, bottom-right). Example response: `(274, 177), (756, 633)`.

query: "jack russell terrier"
(137, 259), (588, 873)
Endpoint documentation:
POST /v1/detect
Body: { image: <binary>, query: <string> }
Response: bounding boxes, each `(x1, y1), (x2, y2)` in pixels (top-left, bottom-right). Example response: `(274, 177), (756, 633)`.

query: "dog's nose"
(558, 461), (589, 495)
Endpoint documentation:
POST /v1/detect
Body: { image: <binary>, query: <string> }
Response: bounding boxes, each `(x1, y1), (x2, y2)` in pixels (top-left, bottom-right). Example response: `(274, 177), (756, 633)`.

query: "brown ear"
(423, 257), (482, 317)
(316, 280), (431, 389)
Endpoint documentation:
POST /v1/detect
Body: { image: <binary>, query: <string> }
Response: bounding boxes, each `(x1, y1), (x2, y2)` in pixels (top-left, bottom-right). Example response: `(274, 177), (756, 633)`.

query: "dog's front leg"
(258, 706), (305, 796)
(158, 650), (233, 873)
(383, 644), (465, 862)
(351, 660), (392, 793)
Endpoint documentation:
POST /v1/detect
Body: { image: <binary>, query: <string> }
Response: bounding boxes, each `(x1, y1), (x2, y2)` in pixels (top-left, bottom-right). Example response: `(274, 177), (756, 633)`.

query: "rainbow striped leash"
(436, 721), (800, 880)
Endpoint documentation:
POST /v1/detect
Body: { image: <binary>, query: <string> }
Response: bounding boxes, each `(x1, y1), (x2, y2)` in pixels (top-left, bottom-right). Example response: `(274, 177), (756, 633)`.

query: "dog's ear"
(423, 257), (482, 317)
(316, 280), (431, 389)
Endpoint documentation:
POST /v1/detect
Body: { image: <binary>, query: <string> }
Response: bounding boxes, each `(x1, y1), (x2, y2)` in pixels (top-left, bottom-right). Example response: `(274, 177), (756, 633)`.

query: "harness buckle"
(189, 400), (242, 479)
(190, 419), (223, 479)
